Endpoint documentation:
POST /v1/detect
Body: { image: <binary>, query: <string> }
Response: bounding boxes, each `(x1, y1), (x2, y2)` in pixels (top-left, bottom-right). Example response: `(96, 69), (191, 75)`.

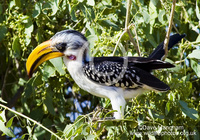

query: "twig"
(125, 0), (131, 30)
(174, 59), (185, 64)
(132, 24), (140, 51)
(163, 0), (176, 60)
(0, 104), (63, 140)
(160, 0), (179, 35)
(127, 28), (140, 55)
(112, 30), (126, 55)
(113, 0), (141, 56)
(1, 62), (10, 100)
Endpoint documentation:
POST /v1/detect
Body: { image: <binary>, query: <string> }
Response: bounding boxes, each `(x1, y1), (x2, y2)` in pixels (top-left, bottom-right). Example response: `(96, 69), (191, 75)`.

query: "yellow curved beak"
(26, 40), (64, 78)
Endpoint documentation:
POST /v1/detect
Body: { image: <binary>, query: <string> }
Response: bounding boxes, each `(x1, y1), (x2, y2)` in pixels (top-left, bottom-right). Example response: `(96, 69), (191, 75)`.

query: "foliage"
(0, 0), (200, 139)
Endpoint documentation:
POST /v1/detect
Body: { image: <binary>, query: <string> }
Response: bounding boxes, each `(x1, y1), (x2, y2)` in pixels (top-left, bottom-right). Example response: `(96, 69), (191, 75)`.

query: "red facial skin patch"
(67, 55), (76, 60)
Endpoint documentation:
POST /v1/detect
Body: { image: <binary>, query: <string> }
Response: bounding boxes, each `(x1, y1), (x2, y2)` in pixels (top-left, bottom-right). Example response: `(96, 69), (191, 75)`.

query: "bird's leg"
(109, 94), (126, 119)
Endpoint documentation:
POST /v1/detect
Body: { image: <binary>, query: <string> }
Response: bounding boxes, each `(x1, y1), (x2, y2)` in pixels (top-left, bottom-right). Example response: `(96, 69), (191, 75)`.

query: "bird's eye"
(55, 43), (67, 52)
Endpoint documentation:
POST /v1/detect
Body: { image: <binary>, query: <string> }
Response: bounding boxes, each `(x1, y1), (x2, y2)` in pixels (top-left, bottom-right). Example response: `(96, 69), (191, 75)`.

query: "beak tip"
(27, 71), (32, 78)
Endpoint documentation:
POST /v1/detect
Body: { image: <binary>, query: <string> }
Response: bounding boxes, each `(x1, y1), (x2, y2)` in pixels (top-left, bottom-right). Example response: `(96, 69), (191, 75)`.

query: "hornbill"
(26, 30), (185, 119)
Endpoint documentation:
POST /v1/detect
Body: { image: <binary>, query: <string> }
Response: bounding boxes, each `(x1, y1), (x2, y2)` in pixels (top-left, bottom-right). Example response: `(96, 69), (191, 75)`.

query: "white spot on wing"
(136, 75), (140, 82)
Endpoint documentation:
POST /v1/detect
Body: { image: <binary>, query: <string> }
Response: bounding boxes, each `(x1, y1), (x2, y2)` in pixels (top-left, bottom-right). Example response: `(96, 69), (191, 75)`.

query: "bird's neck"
(82, 47), (91, 64)
(63, 56), (93, 92)
(63, 47), (91, 74)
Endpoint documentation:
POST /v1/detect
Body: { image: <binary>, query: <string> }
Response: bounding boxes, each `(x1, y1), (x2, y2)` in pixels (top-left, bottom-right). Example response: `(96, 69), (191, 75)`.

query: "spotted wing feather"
(83, 57), (172, 91)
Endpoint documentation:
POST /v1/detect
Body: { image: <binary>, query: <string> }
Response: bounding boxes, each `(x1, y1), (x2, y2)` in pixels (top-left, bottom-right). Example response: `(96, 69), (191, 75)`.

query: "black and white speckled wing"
(83, 57), (174, 91)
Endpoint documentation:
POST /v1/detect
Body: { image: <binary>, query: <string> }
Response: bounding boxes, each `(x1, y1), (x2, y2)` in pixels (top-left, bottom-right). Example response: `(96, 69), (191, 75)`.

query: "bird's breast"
(64, 58), (111, 98)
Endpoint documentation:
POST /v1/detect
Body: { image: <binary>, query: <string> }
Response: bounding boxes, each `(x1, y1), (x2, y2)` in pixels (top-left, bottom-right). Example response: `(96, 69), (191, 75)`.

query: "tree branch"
(1, 62), (10, 100)
(125, 0), (131, 30)
(163, 0), (176, 60)
(113, 0), (141, 56)
(0, 103), (63, 140)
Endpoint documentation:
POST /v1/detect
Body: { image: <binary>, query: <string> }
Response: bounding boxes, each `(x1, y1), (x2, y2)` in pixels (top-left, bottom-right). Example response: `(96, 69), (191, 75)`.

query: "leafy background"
(0, 0), (200, 139)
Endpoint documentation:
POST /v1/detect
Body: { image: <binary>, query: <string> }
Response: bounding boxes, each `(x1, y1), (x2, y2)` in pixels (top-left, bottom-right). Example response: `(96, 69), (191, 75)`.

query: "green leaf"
(21, 133), (27, 139)
(42, 62), (56, 80)
(42, 2), (51, 15)
(100, 20), (120, 31)
(74, 115), (85, 128)
(32, 3), (41, 18)
(0, 4), (2, 15)
(51, 0), (59, 16)
(50, 135), (56, 140)
(70, 4), (78, 21)
(188, 49), (200, 59)
(0, 120), (15, 137)
(196, 0), (200, 20)
(148, 109), (154, 119)
(165, 101), (170, 115)
(0, 25), (7, 42)
(85, 134), (96, 140)
(149, 0), (157, 26)
(85, 22), (95, 35)
(142, 10), (150, 23)
(194, 127), (200, 140)
(18, 78), (26, 86)
(79, 4), (95, 21)
(147, 34), (157, 47)
(15, 0), (21, 8)
(42, 118), (53, 128)
(152, 111), (165, 119)
(148, 134), (156, 140)
(49, 57), (65, 75)
(63, 124), (73, 137)
(30, 107), (44, 121)
(150, 0), (158, 6)
(74, 134), (84, 140)
(87, 0), (95, 6)
(0, 98), (7, 104)
(87, 34), (98, 49)
(190, 59), (200, 77)
(6, 116), (15, 128)
(24, 17), (33, 45)
(0, 110), (6, 122)
(196, 34), (200, 42)
(179, 100), (199, 120)
(23, 77), (34, 104)
(158, 10), (166, 24)
(105, 110), (117, 118)
(9, 1), (15, 9)
(72, 83), (80, 93)
(12, 36), (21, 58)
(44, 88), (55, 115)
(82, 124), (89, 135)
(33, 73), (43, 86)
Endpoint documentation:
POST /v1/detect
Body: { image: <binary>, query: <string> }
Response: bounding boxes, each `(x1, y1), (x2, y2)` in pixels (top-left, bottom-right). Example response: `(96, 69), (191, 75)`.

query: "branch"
(163, 0), (176, 60)
(160, 0), (179, 34)
(112, 30), (126, 55)
(1, 62), (10, 100)
(0, 104), (63, 140)
(125, 0), (131, 30)
(127, 25), (140, 55)
(113, 0), (141, 56)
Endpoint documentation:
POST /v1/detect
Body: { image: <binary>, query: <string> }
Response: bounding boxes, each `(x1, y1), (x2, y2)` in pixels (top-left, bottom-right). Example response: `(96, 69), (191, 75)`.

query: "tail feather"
(148, 34), (186, 60)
